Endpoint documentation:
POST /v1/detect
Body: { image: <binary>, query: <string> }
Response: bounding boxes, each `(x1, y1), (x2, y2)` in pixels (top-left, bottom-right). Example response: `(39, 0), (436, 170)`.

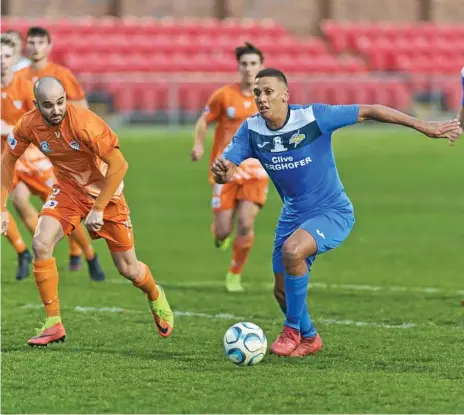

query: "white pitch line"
(20, 304), (417, 330)
(107, 278), (464, 296)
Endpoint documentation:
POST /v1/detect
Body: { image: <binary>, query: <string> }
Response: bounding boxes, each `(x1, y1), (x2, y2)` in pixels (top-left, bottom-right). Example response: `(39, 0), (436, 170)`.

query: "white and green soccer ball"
(223, 322), (267, 366)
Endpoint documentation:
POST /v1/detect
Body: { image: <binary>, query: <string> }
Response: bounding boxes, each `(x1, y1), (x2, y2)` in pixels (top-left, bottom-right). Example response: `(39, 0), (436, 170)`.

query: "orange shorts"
(211, 178), (268, 212)
(39, 183), (134, 252)
(11, 170), (55, 201)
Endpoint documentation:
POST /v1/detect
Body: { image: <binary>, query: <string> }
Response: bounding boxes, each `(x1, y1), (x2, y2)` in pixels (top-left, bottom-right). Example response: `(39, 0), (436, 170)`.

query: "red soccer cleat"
(289, 333), (323, 357)
(270, 326), (301, 356)
(28, 322), (66, 347)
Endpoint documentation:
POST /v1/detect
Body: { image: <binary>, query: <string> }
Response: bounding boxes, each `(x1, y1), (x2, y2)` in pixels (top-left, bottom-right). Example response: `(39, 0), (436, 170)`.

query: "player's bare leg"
(226, 200), (259, 292)
(28, 215), (66, 346)
(10, 183), (104, 280)
(68, 225), (105, 281)
(110, 248), (173, 337)
(212, 209), (234, 251)
(3, 210), (32, 280)
(271, 229), (322, 357)
(11, 182), (39, 234)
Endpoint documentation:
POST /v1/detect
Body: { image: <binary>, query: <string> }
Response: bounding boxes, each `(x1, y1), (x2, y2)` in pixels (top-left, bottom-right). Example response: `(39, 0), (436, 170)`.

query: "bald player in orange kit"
(13, 26), (104, 278)
(1, 77), (174, 346)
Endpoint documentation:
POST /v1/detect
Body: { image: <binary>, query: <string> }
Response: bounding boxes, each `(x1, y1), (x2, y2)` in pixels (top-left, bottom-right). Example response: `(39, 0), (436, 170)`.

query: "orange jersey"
(204, 83), (267, 183)
(1, 74), (34, 140)
(16, 62), (85, 101)
(1, 73), (53, 174)
(8, 104), (123, 202)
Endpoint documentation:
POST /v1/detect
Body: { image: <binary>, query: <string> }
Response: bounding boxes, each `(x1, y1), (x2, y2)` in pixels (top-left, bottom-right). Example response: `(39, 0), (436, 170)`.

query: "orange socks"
(5, 212), (27, 253)
(68, 225), (95, 260)
(133, 262), (159, 301)
(230, 233), (255, 274)
(33, 258), (60, 317)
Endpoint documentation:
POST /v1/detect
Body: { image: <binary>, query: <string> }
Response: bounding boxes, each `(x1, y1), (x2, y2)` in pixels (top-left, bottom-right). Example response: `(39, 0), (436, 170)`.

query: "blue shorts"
(272, 209), (355, 274)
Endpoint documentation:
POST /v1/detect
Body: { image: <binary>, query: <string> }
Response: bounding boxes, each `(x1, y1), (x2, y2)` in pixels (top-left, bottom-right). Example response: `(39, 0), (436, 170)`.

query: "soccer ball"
(223, 322), (267, 366)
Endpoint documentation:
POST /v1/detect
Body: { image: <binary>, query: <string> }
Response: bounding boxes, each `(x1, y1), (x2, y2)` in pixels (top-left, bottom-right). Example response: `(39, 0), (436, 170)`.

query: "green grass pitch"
(1, 125), (464, 413)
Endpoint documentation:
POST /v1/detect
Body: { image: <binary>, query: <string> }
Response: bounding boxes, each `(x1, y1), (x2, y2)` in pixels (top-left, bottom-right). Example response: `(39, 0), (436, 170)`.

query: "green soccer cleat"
(215, 235), (231, 252)
(149, 285), (174, 338)
(226, 271), (245, 293)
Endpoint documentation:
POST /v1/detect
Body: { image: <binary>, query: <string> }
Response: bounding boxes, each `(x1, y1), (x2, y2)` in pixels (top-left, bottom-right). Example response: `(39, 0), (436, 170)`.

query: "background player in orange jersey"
(1, 35), (33, 280)
(191, 43), (268, 292)
(1, 34), (104, 281)
(14, 26), (101, 273)
(17, 26), (87, 107)
(1, 77), (174, 346)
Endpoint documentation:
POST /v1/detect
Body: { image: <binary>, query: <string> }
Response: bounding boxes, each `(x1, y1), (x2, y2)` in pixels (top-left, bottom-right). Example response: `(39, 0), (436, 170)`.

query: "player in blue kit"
(212, 68), (462, 357)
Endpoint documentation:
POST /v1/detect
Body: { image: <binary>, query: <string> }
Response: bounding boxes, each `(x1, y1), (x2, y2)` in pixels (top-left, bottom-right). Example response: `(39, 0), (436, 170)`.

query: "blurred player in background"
(1, 35), (33, 280)
(17, 26), (87, 107)
(1, 77), (174, 346)
(4, 30), (31, 72)
(14, 26), (104, 276)
(212, 68), (461, 358)
(191, 43), (268, 292)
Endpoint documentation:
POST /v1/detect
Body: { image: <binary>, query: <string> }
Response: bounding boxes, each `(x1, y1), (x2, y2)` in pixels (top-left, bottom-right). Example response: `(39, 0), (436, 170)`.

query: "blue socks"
(281, 272), (316, 338)
(300, 301), (317, 338)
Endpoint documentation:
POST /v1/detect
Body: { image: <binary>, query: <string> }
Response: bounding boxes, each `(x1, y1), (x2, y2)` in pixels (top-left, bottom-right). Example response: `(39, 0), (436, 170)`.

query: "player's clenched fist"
(211, 157), (230, 184)
(1, 210), (9, 235)
(85, 209), (104, 232)
(191, 143), (204, 161)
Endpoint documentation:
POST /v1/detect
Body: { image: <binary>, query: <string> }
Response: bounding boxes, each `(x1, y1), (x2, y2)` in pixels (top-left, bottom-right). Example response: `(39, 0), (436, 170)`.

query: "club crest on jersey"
(7, 132), (17, 150)
(226, 106), (236, 119)
(13, 100), (23, 110)
(244, 101), (252, 109)
(1, 92), (7, 99)
(40, 141), (53, 153)
(271, 136), (287, 153)
(289, 130), (306, 148)
(69, 140), (80, 151)
(43, 200), (58, 209)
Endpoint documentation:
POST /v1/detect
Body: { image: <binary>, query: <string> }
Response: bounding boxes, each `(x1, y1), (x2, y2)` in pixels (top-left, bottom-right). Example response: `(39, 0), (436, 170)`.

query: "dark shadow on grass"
(1, 344), (195, 361)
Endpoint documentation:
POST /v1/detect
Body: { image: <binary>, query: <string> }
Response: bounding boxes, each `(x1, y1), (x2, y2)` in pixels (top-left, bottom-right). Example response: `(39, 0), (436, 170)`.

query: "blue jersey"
(223, 103), (359, 216)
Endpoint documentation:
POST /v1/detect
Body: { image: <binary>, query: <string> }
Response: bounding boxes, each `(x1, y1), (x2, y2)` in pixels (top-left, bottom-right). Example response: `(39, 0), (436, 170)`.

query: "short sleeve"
(7, 120), (32, 157)
(80, 111), (119, 158)
(59, 68), (86, 101)
(312, 103), (360, 134)
(203, 89), (224, 123)
(222, 121), (252, 166)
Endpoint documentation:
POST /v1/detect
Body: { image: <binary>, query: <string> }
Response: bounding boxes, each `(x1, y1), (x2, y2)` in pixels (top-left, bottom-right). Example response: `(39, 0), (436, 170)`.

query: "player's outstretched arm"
(357, 104), (462, 144)
(192, 113), (208, 161)
(211, 157), (237, 184)
(1, 150), (20, 234)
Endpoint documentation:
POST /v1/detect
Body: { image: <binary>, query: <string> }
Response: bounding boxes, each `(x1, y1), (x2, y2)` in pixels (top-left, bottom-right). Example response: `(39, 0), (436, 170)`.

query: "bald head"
(34, 77), (67, 126)
(34, 76), (65, 101)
